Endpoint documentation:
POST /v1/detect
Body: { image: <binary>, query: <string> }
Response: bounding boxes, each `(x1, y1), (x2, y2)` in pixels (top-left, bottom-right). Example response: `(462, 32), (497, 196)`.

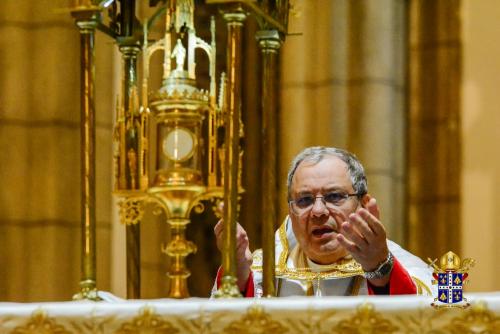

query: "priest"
(213, 146), (433, 297)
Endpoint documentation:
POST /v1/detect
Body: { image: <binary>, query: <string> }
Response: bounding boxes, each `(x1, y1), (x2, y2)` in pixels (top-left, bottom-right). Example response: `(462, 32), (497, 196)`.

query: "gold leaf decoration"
(224, 305), (287, 334)
(394, 308), (447, 334)
(285, 309), (337, 334)
(70, 313), (117, 334)
(333, 303), (398, 334)
(118, 198), (145, 226)
(115, 306), (179, 334)
(12, 309), (71, 334)
(445, 301), (500, 334)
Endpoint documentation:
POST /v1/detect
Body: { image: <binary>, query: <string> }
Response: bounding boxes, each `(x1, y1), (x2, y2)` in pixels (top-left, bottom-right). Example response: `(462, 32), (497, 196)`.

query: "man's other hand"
(214, 220), (253, 292)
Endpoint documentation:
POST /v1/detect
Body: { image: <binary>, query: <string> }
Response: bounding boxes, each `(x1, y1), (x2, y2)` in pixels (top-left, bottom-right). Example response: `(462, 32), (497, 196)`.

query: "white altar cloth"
(0, 293), (498, 333)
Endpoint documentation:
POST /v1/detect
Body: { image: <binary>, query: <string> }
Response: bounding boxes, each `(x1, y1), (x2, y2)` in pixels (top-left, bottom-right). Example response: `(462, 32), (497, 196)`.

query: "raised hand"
(214, 220), (253, 291)
(336, 195), (391, 286)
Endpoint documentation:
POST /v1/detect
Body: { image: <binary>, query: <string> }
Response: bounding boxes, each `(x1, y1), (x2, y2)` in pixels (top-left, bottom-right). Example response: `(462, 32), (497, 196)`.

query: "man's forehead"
(296, 155), (348, 172)
(291, 156), (352, 190)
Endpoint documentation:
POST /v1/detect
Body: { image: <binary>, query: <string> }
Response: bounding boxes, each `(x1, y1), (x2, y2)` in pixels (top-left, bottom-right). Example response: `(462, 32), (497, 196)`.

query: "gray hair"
(287, 146), (368, 200)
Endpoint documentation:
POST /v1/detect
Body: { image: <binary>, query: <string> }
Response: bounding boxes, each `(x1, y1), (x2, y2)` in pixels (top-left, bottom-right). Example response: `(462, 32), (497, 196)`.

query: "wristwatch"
(363, 252), (394, 280)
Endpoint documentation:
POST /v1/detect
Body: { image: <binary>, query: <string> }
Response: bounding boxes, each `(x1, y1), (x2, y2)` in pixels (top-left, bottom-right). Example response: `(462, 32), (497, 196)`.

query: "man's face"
(289, 156), (360, 264)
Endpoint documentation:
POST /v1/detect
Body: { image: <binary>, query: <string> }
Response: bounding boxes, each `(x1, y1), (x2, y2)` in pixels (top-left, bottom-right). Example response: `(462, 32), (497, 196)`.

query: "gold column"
(256, 30), (281, 297)
(126, 218), (140, 299)
(70, 3), (101, 301)
(215, 7), (247, 298)
(163, 218), (195, 298)
(120, 45), (142, 299)
(407, 0), (461, 258)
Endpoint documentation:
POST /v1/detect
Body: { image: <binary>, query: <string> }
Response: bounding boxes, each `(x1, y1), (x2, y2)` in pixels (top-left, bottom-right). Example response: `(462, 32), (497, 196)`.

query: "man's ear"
(361, 194), (372, 208)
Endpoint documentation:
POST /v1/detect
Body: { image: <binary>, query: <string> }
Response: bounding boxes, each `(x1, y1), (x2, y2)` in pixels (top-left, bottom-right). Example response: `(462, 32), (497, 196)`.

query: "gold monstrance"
(114, 0), (228, 298)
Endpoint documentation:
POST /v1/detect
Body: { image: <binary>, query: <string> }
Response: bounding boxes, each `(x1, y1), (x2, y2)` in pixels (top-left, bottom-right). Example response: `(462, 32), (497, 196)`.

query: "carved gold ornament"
(393, 308), (446, 334)
(116, 306), (179, 334)
(118, 197), (145, 226)
(12, 309), (71, 334)
(224, 305), (287, 334)
(445, 301), (500, 334)
(333, 303), (399, 334)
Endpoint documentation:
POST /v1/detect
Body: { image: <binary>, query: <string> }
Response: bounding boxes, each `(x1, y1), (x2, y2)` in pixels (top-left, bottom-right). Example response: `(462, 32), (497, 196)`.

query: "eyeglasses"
(288, 192), (360, 216)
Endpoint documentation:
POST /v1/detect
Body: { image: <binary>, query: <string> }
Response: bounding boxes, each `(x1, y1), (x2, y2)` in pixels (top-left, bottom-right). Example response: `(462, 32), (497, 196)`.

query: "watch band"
(363, 252), (394, 280)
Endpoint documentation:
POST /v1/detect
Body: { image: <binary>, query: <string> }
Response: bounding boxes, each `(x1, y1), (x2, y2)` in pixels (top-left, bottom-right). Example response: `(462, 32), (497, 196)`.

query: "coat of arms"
(428, 251), (475, 309)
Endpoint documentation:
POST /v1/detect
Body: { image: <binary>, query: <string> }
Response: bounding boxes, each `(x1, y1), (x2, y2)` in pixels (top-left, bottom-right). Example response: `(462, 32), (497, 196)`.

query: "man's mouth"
(311, 226), (336, 238)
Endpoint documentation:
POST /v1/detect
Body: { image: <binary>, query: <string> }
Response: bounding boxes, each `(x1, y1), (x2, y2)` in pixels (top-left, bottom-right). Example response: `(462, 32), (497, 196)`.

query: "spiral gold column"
(215, 7), (247, 298)
(256, 30), (281, 297)
(70, 3), (101, 301)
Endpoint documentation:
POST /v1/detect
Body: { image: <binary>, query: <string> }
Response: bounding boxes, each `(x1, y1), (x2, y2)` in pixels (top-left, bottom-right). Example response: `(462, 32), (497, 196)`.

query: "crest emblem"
(428, 251), (475, 309)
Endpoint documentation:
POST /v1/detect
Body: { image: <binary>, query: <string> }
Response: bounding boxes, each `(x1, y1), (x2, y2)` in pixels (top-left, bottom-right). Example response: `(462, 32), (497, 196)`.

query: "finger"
(348, 213), (376, 244)
(336, 233), (360, 254)
(236, 234), (250, 259)
(364, 197), (380, 220)
(236, 229), (248, 243)
(358, 208), (385, 237)
(237, 234), (248, 245)
(236, 222), (244, 233)
(341, 220), (368, 249)
(236, 223), (248, 238)
(236, 236), (249, 252)
(214, 220), (224, 236)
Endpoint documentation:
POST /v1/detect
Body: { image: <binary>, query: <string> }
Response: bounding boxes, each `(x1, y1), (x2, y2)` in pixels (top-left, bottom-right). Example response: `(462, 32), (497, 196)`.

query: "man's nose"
(310, 196), (328, 216)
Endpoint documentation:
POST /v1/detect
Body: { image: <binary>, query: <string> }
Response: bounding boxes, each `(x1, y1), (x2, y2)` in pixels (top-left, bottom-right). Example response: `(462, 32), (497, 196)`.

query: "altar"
(2, 0), (500, 323)
(1, 293), (499, 333)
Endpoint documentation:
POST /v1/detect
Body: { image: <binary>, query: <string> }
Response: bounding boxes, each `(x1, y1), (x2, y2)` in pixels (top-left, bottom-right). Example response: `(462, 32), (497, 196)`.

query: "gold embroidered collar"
(252, 222), (364, 280)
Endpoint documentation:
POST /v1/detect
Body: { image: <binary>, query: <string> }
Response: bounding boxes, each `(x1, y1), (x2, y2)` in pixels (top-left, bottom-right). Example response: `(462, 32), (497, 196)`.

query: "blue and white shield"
(437, 272), (463, 304)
